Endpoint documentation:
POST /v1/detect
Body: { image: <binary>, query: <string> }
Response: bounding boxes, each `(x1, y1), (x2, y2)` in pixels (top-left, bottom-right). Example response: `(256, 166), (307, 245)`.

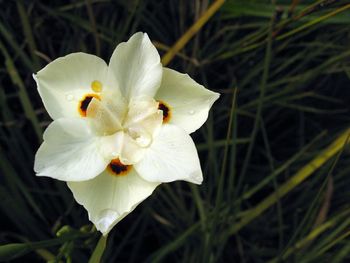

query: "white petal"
(155, 68), (220, 133)
(99, 131), (124, 161)
(67, 169), (159, 235)
(135, 124), (203, 184)
(119, 133), (147, 165)
(34, 118), (109, 181)
(108, 32), (162, 100)
(123, 96), (163, 147)
(126, 110), (163, 147)
(101, 131), (148, 166)
(34, 53), (114, 119)
(123, 97), (159, 127)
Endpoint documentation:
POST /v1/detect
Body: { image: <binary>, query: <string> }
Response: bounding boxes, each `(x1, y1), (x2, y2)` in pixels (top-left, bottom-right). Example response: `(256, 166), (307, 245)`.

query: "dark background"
(0, 0), (350, 262)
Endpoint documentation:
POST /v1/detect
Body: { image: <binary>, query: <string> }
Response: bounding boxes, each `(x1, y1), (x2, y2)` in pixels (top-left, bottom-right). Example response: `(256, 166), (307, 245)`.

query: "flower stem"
(88, 234), (108, 263)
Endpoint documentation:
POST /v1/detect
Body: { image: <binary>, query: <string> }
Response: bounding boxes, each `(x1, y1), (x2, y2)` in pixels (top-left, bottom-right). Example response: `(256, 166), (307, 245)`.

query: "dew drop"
(65, 94), (74, 101)
(120, 157), (130, 164)
(188, 110), (195, 115)
(96, 209), (119, 233)
(136, 135), (152, 148)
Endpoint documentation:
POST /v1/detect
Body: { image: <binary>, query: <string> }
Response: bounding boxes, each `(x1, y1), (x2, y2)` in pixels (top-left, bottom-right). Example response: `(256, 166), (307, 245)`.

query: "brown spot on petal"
(157, 100), (171, 123)
(79, 94), (101, 117)
(107, 158), (132, 176)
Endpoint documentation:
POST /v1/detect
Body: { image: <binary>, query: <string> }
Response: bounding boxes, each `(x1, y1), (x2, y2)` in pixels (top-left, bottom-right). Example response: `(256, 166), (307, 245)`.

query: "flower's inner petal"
(119, 97), (163, 163)
(98, 131), (124, 161)
(119, 133), (147, 165)
(86, 96), (127, 135)
(124, 97), (160, 127)
(126, 110), (163, 147)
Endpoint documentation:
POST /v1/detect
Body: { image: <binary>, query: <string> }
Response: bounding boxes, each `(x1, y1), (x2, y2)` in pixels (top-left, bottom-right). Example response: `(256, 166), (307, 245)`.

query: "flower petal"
(34, 53), (112, 119)
(34, 118), (110, 181)
(135, 124), (203, 184)
(155, 68), (220, 133)
(123, 97), (159, 127)
(67, 169), (159, 235)
(123, 96), (163, 150)
(108, 32), (162, 100)
(86, 96), (126, 135)
(119, 133), (147, 165)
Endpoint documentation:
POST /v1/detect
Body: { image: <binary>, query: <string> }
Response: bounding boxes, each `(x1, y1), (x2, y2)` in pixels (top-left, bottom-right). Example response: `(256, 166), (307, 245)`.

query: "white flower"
(33, 32), (219, 235)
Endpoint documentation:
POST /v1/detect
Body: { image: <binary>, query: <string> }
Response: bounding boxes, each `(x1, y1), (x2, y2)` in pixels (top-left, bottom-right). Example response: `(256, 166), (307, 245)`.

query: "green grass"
(1, 0), (350, 262)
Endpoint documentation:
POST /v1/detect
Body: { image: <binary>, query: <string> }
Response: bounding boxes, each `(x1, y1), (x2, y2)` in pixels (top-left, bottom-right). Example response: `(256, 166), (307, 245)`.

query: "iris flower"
(34, 32), (219, 235)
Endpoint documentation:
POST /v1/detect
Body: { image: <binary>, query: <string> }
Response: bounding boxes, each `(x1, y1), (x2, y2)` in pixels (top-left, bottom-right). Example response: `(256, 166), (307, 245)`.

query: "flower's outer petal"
(135, 124), (203, 184)
(67, 169), (159, 235)
(34, 118), (111, 181)
(155, 68), (220, 133)
(34, 53), (113, 120)
(108, 32), (162, 100)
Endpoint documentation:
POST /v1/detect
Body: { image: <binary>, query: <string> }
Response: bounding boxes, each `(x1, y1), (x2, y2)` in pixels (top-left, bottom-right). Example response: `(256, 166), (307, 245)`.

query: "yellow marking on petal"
(91, 80), (103, 93)
(107, 158), (132, 176)
(79, 93), (101, 117)
(157, 100), (171, 123)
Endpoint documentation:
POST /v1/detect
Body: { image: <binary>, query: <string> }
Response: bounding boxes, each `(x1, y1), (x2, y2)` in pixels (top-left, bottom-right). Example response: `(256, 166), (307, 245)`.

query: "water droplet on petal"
(66, 94), (74, 101)
(96, 209), (119, 233)
(127, 127), (152, 148)
(120, 157), (130, 164)
(188, 110), (195, 115)
(109, 151), (119, 159)
(136, 135), (152, 147)
(127, 127), (138, 139)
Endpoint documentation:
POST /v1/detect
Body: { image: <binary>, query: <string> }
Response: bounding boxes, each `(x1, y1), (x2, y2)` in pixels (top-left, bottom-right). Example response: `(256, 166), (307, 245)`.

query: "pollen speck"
(91, 80), (103, 92)
(107, 158), (132, 176)
(79, 94), (101, 117)
(158, 100), (171, 123)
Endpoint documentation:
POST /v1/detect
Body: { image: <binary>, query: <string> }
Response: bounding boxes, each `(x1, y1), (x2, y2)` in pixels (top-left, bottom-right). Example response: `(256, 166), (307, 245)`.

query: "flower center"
(85, 94), (163, 168)
(126, 127), (152, 148)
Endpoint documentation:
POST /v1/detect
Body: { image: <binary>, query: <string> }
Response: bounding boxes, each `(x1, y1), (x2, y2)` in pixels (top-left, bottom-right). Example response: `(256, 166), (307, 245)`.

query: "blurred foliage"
(0, 0), (350, 262)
